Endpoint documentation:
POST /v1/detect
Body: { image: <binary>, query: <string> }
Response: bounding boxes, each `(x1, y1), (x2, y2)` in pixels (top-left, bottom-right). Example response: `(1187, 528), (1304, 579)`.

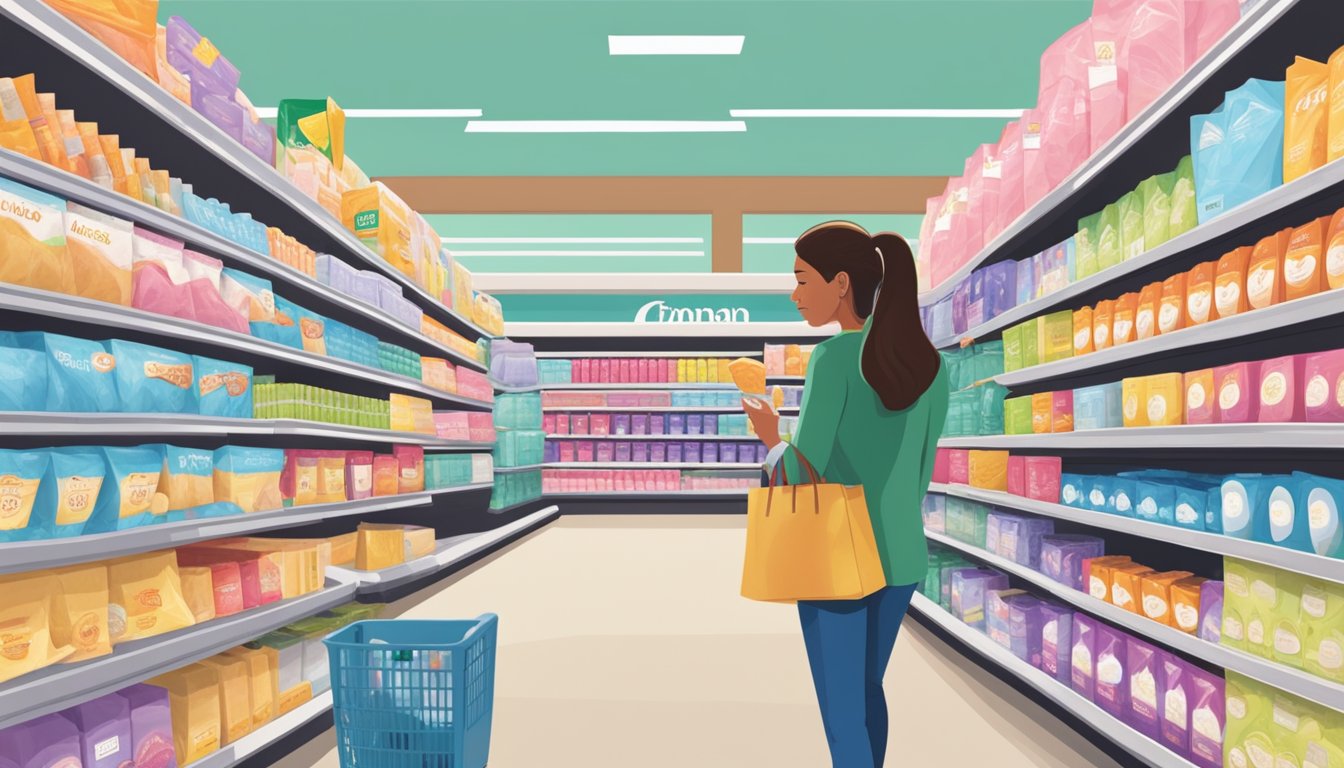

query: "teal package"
(1084, 476), (1110, 512)
(193, 355), (253, 418)
(1289, 472), (1344, 558)
(143, 444), (219, 513)
(4, 331), (119, 412)
(1173, 484), (1210, 531)
(32, 448), (107, 539)
(1221, 473), (1276, 541)
(0, 449), (50, 542)
(1108, 476), (1138, 517)
(1073, 383), (1123, 430)
(1204, 487), (1222, 534)
(0, 341), (48, 411)
(1135, 480), (1181, 526)
(82, 446), (164, 534)
(1060, 474), (1089, 508)
(107, 339), (196, 414)
(267, 295), (307, 350)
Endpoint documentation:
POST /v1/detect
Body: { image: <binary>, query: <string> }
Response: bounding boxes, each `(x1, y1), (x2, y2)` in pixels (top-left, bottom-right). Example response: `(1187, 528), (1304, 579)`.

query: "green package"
(1002, 325), (1023, 372)
(1004, 396), (1033, 435)
(1040, 310), (1075, 363)
(1019, 318), (1040, 369)
(1302, 577), (1344, 683)
(1224, 672), (1275, 768)
(1138, 172), (1175, 250)
(1272, 570), (1306, 669)
(1075, 212), (1102, 279)
(976, 382), (1007, 436)
(1118, 190), (1145, 262)
(971, 341), (1004, 382)
(276, 98), (346, 171)
(1097, 202), (1122, 271)
(1246, 560), (1279, 661)
(1169, 155), (1198, 239)
(1223, 557), (1252, 652)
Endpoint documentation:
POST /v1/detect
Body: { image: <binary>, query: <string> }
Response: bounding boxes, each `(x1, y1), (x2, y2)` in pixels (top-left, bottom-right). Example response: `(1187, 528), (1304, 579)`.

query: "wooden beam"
(711, 209), (743, 273)
(375, 176), (946, 215)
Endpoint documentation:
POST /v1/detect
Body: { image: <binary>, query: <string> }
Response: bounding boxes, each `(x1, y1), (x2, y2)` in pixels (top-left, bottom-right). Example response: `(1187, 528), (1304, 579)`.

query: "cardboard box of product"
(147, 663), (221, 762)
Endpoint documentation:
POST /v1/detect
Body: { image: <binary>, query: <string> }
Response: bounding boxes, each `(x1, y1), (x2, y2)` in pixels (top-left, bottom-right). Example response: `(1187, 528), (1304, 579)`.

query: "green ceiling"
(158, 0), (1091, 177)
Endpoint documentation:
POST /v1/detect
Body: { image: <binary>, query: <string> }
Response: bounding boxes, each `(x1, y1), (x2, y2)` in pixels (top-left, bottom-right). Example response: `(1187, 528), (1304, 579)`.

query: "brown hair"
(794, 221), (941, 411)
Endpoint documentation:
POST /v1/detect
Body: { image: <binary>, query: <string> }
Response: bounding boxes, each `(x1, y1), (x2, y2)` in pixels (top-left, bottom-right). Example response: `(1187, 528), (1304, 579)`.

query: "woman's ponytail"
(860, 232), (941, 411)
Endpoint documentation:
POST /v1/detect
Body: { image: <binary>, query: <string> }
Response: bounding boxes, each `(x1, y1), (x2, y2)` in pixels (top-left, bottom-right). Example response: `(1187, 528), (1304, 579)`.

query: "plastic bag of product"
(1331, 45), (1344, 163)
(235, 89), (277, 165)
(1087, 0), (1132, 153)
(153, 25), (192, 105)
(277, 98), (346, 173)
(1137, 172), (1175, 249)
(1039, 21), (1093, 106)
(107, 339), (195, 414)
(268, 296), (307, 351)
(1039, 77), (1091, 193)
(106, 550), (196, 645)
(213, 446), (284, 513)
(1328, 207), (1344, 291)
(35, 93), (74, 175)
(64, 202), (133, 306)
(146, 444), (216, 512)
(98, 134), (131, 196)
(288, 300), (327, 356)
(48, 563), (112, 663)
(45, 0), (159, 78)
(1169, 156), (1199, 237)
(7, 331), (119, 412)
(1184, 0), (1239, 67)
(1284, 56), (1330, 183)
(131, 226), (196, 321)
(0, 340), (48, 412)
(0, 117), (40, 160)
(0, 176), (75, 296)
(75, 122), (113, 188)
(1190, 78), (1285, 224)
(34, 448), (106, 539)
(164, 16), (241, 99)
(1122, 0), (1186, 121)
(372, 454), (398, 496)
(83, 446), (166, 534)
(0, 571), (73, 683)
(219, 267), (276, 327)
(182, 250), (249, 334)
(0, 75), (68, 169)
(1118, 190), (1145, 261)
(194, 355), (253, 418)
(394, 445), (425, 494)
(1097, 202), (1122, 272)
(0, 449), (49, 542)
(52, 108), (91, 179)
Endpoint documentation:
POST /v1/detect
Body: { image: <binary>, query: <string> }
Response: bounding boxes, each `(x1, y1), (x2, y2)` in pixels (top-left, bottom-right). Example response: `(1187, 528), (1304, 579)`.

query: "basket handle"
(460, 613), (499, 645)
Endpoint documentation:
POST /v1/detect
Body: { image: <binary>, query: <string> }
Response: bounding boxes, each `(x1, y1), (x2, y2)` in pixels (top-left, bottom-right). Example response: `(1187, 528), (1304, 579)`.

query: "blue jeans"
(798, 583), (918, 768)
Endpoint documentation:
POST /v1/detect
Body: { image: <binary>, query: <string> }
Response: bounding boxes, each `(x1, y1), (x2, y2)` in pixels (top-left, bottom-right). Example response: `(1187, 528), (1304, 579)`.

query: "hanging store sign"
(633, 300), (750, 324)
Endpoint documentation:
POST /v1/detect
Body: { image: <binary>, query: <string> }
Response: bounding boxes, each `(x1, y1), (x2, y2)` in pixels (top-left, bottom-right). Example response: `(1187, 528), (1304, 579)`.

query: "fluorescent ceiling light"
(730, 108), (1024, 119)
(609, 35), (744, 55)
(452, 250), (704, 257)
(465, 120), (746, 133)
(443, 237), (704, 244)
(253, 108), (482, 119)
(743, 237), (797, 245)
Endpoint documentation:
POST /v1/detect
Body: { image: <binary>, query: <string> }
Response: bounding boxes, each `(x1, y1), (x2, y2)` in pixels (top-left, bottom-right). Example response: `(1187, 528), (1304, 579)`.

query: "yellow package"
(967, 450), (1009, 491)
(1285, 56), (1330, 183)
(250, 635), (311, 715)
(676, 359), (688, 382)
(390, 393), (435, 434)
(403, 526), (436, 560)
(0, 118), (40, 160)
(1145, 373), (1183, 426)
(45, 0), (159, 78)
(1184, 369), (1215, 424)
(1331, 44), (1344, 162)
(212, 540), (312, 599)
(222, 647), (274, 727)
(198, 655), (253, 745)
(472, 292), (502, 335)
(452, 261), (474, 317)
(330, 532), (357, 566)
(717, 359), (732, 383)
(356, 523), (406, 571)
(784, 345), (803, 376)
(178, 566), (217, 624)
(0, 175), (76, 297)
(213, 447), (284, 514)
(148, 663), (221, 762)
(97, 134), (133, 196)
(1073, 307), (1094, 356)
(727, 358), (766, 395)
(1031, 392), (1053, 434)
(1123, 376), (1149, 428)
(1171, 576), (1207, 635)
(341, 183), (415, 277)
(76, 122), (112, 188)
(49, 563), (111, 664)
(106, 550), (196, 645)
(2, 75), (67, 170)
(64, 202), (134, 306)
(0, 571), (75, 684)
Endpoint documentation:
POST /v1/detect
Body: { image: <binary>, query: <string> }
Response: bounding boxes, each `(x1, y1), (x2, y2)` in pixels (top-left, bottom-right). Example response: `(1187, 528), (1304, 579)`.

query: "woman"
(743, 221), (948, 768)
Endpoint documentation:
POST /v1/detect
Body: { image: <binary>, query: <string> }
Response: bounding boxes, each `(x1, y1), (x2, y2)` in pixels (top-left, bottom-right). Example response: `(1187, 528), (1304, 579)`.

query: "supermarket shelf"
(0, 285), (490, 407)
(767, 375), (806, 383)
(495, 464), (544, 473)
(546, 433), (754, 441)
(509, 321), (834, 338)
(930, 155), (1344, 349)
(928, 483), (1344, 585)
(995, 289), (1344, 386)
(937, 424), (1344, 450)
(0, 150), (486, 371)
(0, 413), (493, 448)
(546, 490), (752, 499)
(907, 593), (1198, 768)
(541, 383), (738, 390)
(185, 690), (333, 768)
(918, 0), (1300, 307)
(535, 350), (762, 358)
(542, 462), (761, 470)
(493, 383), (544, 393)
(0, 1), (493, 341)
(0, 487), (498, 576)
(330, 506), (560, 593)
(925, 530), (1344, 712)
(0, 578), (357, 730)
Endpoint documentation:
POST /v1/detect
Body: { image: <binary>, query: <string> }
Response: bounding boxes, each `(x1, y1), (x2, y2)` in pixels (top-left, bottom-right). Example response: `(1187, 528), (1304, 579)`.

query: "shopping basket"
(325, 615), (499, 768)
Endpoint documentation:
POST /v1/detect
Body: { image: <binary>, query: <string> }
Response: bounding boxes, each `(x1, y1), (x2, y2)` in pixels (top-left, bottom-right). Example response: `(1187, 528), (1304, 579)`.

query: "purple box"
(702, 417), (718, 435)
(1125, 638), (1165, 740)
(686, 414), (702, 435)
(63, 693), (133, 768)
(1187, 667), (1224, 768)
(983, 259), (1018, 320)
(1159, 656), (1193, 755)
(613, 414), (631, 435)
(703, 443), (719, 463)
(685, 442), (702, 463)
(1039, 534), (1106, 590)
(119, 684), (175, 768)
(1093, 624), (1130, 721)
(614, 442), (632, 462)
(648, 414), (665, 435)
(632, 443), (649, 463)
(1198, 581), (1223, 643)
(596, 441), (615, 462)
(966, 270), (986, 329)
(669, 414), (686, 435)
(951, 277), (971, 335)
(951, 569), (1008, 629)
(0, 713), (83, 768)
(997, 517), (1056, 568)
(632, 414), (649, 435)
(757, 445), (768, 463)
(544, 441), (559, 462)
(1009, 596), (1044, 668)
(668, 443), (683, 462)
(1071, 613), (1099, 700)
(1040, 602), (1073, 682)
(720, 444), (738, 463)
(650, 442), (667, 463)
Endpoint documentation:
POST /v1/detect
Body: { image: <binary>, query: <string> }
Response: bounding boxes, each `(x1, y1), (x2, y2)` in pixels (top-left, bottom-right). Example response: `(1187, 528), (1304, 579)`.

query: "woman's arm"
(777, 343), (847, 482)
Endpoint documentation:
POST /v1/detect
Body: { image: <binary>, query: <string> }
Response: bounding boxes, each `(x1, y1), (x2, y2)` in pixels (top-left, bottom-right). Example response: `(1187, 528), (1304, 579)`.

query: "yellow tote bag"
(741, 450), (886, 603)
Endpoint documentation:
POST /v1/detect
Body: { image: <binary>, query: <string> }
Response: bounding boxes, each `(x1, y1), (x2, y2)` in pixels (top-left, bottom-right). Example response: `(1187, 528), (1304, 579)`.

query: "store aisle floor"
(277, 516), (1124, 768)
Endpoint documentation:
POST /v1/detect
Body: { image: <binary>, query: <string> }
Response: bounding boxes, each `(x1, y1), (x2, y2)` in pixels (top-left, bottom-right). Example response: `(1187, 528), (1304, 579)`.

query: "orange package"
(372, 455), (398, 497)
(1283, 215), (1330, 301)
(98, 134), (131, 196)
(76, 122), (113, 189)
(52, 109), (91, 179)
(36, 93), (77, 176)
(0, 118), (40, 160)
(1285, 56), (1330, 183)
(0, 175), (76, 296)
(1135, 282), (1162, 341)
(1031, 392), (1053, 434)
(1092, 299), (1115, 350)
(1247, 228), (1291, 310)
(1158, 273), (1186, 335)
(1185, 262), (1217, 326)
(1140, 571), (1194, 626)
(46, 0), (159, 78)
(1111, 293), (1138, 346)
(1171, 576), (1207, 635)
(154, 25), (192, 105)
(967, 450), (1009, 491)
(1329, 207), (1344, 290)
(2, 75), (68, 170)
(1084, 556), (1133, 602)
(65, 202), (134, 306)
(1073, 307), (1094, 356)
(1111, 563), (1155, 614)
(1215, 246), (1251, 317)
(1331, 44), (1344, 162)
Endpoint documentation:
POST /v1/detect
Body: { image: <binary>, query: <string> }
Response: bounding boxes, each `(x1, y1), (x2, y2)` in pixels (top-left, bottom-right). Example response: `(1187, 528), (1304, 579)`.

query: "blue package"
(1289, 471), (1344, 558)
(0, 449), (50, 542)
(191, 355), (253, 419)
(1205, 487), (1223, 534)
(0, 341), (48, 412)
(1221, 473), (1275, 541)
(982, 260), (1017, 321)
(1016, 254), (1038, 306)
(1085, 476), (1111, 512)
(1173, 484), (1209, 531)
(107, 339), (196, 414)
(83, 446), (165, 534)
(1109, 476), (1138, 517)
(1265, 475), (1314, 554)
(930, 296), (954, 342)
(34, 448), (107, 539)
(1060, 474), (1089, 508)
(1136, 480), (1179, 526)
(5, 332), (119, 413)
(1073, 383), (1124, 430)
(1190, 78), (1285, 224)
(269, 295), (308, 351)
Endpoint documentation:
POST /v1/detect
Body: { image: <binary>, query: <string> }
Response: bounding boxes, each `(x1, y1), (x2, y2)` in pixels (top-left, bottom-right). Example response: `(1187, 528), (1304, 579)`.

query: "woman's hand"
(742, 397), (782, 449)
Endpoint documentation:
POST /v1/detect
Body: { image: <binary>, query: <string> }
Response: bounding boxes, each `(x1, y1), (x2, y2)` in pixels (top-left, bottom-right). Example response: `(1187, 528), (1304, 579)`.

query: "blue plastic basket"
(325, 616), (499, 768)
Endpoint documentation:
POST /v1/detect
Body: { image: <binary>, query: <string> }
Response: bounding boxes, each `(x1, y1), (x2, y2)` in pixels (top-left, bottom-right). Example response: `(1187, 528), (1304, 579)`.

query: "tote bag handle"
(764, 445), (824, 516)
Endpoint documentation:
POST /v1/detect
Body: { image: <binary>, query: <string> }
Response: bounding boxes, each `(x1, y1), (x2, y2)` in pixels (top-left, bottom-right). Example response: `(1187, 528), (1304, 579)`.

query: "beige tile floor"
(276, 515), (1124, 768)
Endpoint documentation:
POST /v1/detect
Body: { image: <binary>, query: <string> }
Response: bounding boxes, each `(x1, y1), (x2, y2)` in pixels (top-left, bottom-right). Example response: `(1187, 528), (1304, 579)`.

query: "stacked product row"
(545, 439), (767, 465)
(0, 601), (380, 767)
(543, 390), (750, 409)
(538, 357), (737, 385)
(546, 412), (754, 438)
(542, 469), (758, 493)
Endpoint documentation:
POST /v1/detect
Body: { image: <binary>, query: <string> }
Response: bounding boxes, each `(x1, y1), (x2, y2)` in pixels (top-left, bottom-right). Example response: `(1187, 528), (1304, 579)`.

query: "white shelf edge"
(185, 690), (333, 768)
(541, 462), (761, 470)
(925, 530), (1344, 712)
(927, 483), (1344, 585)
(995, 289), (1344, 386)
(937, 423), (1344, 450)
(494, 464), (543, 474)
(907, 593), (1199, 768)
(546, 433), (754, 441)
(918, 0), (1301, 307)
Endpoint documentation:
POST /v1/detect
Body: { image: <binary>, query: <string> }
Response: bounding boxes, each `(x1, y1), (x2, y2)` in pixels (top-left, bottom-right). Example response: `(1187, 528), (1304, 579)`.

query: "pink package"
(1184, 0), (1239, 67)
(1304, 349), (1344, 422)
(1071, 613), (1099, 700)
(1214, 361), (1261, 423)
(978, 144), (1003, 244)
(345, 451), (373, 499)
(553, 413), (569, 435)
(1187, 667), (1224, 768)
(572, 414), (590, 435)
(467, 411), (496, 442)
(1007, 455), (1026, 496)
(1093, 623), (1130, 721)
(1052, 390), (1074, 432)
(63, 692), (133, 768)
(119, 683), (175, 768)
(182, 249), (249, 334)
(1123, 1), (1186, 121)
(597, 359), (611, 382)
(962, 150), (987, 256)
(434, 412), (472, 441)
(620, 359), (632, 383)
(595, 441), (615, 462)
(947, 449), (970, 484)
(542, 413), (556, 434)
(918, 196), (942, 280)
(132, 226), (196, 322)
(1087, 0), (1135, 153)
(0, 713), (82, 768)
(1257, 354), (1307, 423)
(558, 441), (575, 462)
(455, 368), (494, 403)
(1159, 655), (1193, 755)
(576, 441), (595, 462)
(1025, 456), (1063, 502)
(997, 121), (1026, 231)
(590, 414), (612, 436)
(1125, 637), (1166, 740)
(1039, 76), (1091, 192)
(932, 448), (951, 484)
(1021, 109), (1049, 208)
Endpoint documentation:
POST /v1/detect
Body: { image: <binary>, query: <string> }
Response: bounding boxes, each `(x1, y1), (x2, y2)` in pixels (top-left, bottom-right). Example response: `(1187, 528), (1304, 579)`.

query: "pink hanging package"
(979, 144), (1003, 244)
(1039, 77), (1091, 194)
(1087, 0), (1136, 153)
(1021, 108), (1049, 208)
(182, 249), (249, 335)
(131, 226), (195, 321)
(997, 121), (1026, 232)
(962, 151), (987, 257)
(1122, 0), (1186, 121)
(1184, 0), (1239, 68)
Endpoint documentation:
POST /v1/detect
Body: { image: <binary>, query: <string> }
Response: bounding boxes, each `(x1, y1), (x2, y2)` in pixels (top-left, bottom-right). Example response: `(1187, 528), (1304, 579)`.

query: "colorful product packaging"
(0, 176), (74, 297)
(107, 339), (195, 414)
(1284, 215), (1330, 301)
(106, 550), (195, 644)
(1215, 361), (1261, 423)
(1135, 281), (1162, 341)
(118, 684), (177, 768)
(1247, 228), (1290, 310)
(213, 446), (284, 513)
(1215, 246), (1251, 318)
(64, 202), (133, 306)
(32, 448), (104, 539)
(48, 562), (112, 664)
(1158, 272), (1186, 335)
(148, 663), (221, 762)
(193, 355), (252, 419)
(82, 446), (165, 534)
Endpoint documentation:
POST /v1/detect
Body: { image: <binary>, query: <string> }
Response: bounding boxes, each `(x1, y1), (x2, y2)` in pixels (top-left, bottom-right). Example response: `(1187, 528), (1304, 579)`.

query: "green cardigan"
(780, 330), (949, 587)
